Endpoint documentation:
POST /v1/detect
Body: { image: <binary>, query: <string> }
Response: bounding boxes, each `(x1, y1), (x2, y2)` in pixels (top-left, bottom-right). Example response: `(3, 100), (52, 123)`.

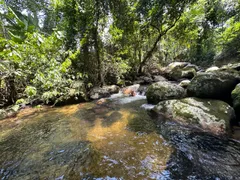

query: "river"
(0, 93), (240, 179)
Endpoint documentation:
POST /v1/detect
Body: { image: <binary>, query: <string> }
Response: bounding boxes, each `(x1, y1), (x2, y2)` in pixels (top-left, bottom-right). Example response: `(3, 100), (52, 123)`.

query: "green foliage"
(158, 0), (240, 66)
(25, 86), (37, 98)
(0, 0), (240, 107)
(15, 98), (27, 105)
(1, 6), (39, 42)
(0, 30), (86, 105)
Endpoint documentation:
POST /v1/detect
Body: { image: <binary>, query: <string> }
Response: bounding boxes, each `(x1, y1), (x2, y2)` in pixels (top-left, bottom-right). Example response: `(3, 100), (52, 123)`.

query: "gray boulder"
(187, 71), (239, 102)
(232, 83), (240, 119)
(146, 81), (186, 104)
(90, 85), (120, 100)
(153, 75), (167, 82)
(164, 62), (198, 81)
(153, 98), (236, 136)
(221, 63), (240, 71)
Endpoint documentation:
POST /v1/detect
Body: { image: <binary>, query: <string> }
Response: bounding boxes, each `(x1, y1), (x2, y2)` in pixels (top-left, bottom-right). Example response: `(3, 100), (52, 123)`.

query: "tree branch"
(138, 13), (182, 73)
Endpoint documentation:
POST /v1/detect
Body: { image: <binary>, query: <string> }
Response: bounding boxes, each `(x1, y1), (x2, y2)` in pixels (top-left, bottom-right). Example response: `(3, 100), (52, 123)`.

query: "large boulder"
(187, 71), (239, 102)
(221, 63), (240, 71)
(146, 81), (186, 104)
(133, 76), (153, 85)
(90, 85), (120, 100)
(164, 62), (198, 81)
(153, 98), (236, 136)
(232, 83), (240, 119)
(138, 76), (153, 84)
(153, 75), (167, 82)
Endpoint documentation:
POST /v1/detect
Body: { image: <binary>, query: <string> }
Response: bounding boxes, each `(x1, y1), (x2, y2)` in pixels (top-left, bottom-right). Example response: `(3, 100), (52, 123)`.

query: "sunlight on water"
(1, 98), (240, 179)
(0, 101), (173, 179)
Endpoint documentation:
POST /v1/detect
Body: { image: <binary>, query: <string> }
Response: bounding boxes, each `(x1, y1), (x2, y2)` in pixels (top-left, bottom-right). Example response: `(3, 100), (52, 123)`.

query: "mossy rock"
(232, 83), (240, 121)
(0, 109), (7, 120)
(179, 79), (191, 88)
(164, 62), (198, 81)
(146, 81), (186, 104)
(220, 63), (240, 71)
(187, 71), (239, 102)
(232, 84), (240, 108)
(153, 97), (236, 136)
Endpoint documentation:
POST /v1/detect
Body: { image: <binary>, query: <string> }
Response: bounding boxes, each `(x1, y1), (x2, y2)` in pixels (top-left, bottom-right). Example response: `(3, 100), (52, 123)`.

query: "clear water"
(0, 95), (240, 179)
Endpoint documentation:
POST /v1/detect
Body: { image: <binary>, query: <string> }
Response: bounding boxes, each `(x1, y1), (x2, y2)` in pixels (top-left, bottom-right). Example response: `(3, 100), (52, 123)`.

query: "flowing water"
(0, 94), (240, 180)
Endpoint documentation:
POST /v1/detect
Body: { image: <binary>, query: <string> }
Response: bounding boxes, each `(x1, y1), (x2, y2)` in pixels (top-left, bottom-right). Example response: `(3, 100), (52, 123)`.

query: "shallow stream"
(0, 94), (240, 179)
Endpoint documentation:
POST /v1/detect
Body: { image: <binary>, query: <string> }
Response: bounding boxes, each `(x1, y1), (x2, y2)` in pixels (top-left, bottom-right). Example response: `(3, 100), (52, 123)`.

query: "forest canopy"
(0, 0), (240, 106)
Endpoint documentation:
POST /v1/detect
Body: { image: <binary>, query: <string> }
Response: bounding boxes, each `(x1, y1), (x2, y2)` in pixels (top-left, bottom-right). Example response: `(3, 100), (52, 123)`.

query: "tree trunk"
(138, 15), (182, 74)
(138, 33), (162, 74)
(94, 0), (104, 86)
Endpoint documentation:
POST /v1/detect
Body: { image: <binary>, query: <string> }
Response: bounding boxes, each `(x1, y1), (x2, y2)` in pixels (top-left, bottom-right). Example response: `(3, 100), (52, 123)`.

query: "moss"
(172, 101), (199, 124)
(0, 109), (7, 120)
(146, 82), (185, 104)
(154, 97), (234, 135)
(232, 84), (240, 108)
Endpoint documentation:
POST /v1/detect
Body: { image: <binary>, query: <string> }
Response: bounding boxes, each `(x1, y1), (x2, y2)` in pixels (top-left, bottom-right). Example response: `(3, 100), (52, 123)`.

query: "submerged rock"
(90, 85), (120, 100)
(187, 71), (239, 102)
(153, 98), (236, 135)
(146, 81), (186, 104)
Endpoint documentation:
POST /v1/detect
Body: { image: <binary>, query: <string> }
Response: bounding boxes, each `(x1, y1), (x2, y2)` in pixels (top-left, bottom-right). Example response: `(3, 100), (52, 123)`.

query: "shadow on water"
(0, 100), (172, 179)
(0, 96), (240, 179)
(136, 112), (240, 179)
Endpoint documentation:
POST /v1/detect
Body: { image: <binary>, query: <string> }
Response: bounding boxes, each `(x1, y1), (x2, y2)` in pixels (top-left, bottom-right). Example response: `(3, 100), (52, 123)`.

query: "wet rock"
(187, 71), (239, 102)
(0, 109), (7, 120)
(179, 80), (191, 88)
(96, 98), (108, 105)
(90, 85), (120, 100)
(164, 62), (198, 81)
(146, 81), (186, 104)
(153, 97), (236, 135)
(122, 84), (140, 96)
(123, 84), (140, 93)
(206, 66), (219, 72)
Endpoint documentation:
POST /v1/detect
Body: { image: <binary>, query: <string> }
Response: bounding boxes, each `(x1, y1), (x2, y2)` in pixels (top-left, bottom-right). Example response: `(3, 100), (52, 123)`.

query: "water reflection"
(0, 98), (240, 179)
(0, 100), (172, 179)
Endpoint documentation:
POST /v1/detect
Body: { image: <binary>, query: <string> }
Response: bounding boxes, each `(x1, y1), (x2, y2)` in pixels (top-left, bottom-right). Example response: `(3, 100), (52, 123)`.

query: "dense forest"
(1, 1), (240, 179)
(0, 0), (240, 107)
